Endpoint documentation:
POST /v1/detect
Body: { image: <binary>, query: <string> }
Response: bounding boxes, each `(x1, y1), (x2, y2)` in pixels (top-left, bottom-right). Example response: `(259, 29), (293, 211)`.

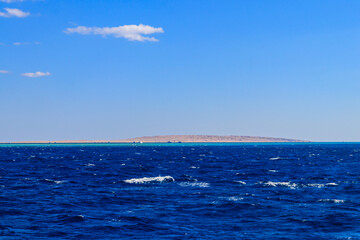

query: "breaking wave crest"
(124, 176), (175, 184)
(179, 182), (210, 188)
(262, 181), (297, 189)
(227, 196), (244, 202)
(235, 181), (246, 185)
(260, 181), (339, 189)
(44, 179), (64, 184)
(318, 199), (345, 203)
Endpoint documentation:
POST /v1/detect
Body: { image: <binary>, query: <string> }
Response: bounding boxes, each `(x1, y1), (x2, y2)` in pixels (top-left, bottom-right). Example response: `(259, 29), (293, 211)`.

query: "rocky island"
(8, 135), (308, 143)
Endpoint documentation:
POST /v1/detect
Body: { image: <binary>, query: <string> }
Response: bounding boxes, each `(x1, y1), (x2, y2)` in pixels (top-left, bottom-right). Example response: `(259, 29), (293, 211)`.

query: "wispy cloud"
(64, 24), (164, 42)
(13, 42), (29, 45)
(0, 8), (30, 18)
(0, 0), (24, 2)
(0, 41), (40, 46)
(0, 70), (9, 74)
(21, 71), (50, 78)
(0, 0), (44, 2)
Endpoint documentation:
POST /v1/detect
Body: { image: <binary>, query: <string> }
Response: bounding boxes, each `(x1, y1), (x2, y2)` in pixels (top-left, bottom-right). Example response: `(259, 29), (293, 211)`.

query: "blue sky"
(1, 0), (360, 142)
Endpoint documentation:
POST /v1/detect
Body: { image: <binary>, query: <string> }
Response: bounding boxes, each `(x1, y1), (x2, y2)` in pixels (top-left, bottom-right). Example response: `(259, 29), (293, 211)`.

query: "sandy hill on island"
(9, 135), (308, 143)
(120, 135), (307, 143)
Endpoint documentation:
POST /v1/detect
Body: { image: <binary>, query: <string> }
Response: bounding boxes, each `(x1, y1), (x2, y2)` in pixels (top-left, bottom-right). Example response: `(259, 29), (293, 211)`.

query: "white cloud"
(64, 24), (164, 42)
(0, 8), (30, 18)
(0, 70), (9, 74)
(0, 0), (24, 2)
(0, 0), (44, 2)
(0, 41), (39, 46)
(21, 71), (50, 78)
(12, 41), (40, 45)
(13, 42), (29, 45)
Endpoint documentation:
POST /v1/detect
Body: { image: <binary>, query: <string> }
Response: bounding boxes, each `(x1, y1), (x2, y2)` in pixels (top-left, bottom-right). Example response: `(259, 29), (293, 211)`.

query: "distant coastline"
(4, 135), (309, 144)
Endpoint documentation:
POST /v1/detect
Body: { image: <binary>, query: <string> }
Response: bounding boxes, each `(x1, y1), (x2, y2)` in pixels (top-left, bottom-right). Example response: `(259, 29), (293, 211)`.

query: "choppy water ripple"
(0, 143), (360, 239)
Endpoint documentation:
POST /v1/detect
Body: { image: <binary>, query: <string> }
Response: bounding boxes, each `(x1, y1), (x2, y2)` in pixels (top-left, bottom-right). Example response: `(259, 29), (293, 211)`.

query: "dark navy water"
(0, 143), (360, 239)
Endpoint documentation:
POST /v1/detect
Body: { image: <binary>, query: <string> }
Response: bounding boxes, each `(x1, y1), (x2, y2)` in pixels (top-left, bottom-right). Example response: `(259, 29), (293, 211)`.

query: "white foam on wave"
(269, 157), (281, 160)
(268, 170), (278, 172)
(260, 181), (339, 189)
(44, 179), (64, 184)
(227, 196), (244, 202)
(262, 181), (297, 189)
(179, 182), (210, 188)
(307, 183), (338, 188)
(235, 181), (246, 185)
(325, 182), (338, 186)
(319, 199), (345, 203)
(124, 176), (175, 184)
(307, 183), (325, 188)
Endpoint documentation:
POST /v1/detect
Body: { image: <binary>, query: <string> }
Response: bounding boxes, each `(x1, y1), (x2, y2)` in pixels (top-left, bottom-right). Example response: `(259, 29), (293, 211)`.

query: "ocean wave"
(319, 199), (345, 203)
(269, 157), (281, 160)
(124, 176), (175, 184)
(261, 181), (297, 189)
(44, 179), (64, 184)
(235, 181), (246, 185)
(227, 196), (244, 202)
(179, 182), (210, 188)
(260, 181), (339, 189)
(325, 182), (338, 186)
(60, 215), (85, 223)
(307, 183), (338, 188)
(307, 183), (325, 188)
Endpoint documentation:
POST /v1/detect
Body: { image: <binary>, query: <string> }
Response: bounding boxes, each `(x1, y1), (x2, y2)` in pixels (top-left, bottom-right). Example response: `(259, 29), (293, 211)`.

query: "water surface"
(0, 143), (359, 239)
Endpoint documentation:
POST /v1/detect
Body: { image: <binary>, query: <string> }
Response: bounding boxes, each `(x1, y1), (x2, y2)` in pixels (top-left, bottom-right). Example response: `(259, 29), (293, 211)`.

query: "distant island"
(7, 135), (308, 143)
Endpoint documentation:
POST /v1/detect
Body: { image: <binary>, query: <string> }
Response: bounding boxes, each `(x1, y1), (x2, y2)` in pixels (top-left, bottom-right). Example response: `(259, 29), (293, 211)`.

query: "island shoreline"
(1, 135), (310, 144)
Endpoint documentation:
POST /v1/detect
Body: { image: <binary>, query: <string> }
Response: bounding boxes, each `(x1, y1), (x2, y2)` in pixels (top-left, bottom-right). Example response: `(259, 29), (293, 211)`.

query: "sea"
(0, 143), (359, 239)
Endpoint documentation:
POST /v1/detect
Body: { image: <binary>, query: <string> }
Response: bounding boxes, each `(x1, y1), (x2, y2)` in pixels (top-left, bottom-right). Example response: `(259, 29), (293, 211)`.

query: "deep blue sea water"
(0, 143), (360, 239)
